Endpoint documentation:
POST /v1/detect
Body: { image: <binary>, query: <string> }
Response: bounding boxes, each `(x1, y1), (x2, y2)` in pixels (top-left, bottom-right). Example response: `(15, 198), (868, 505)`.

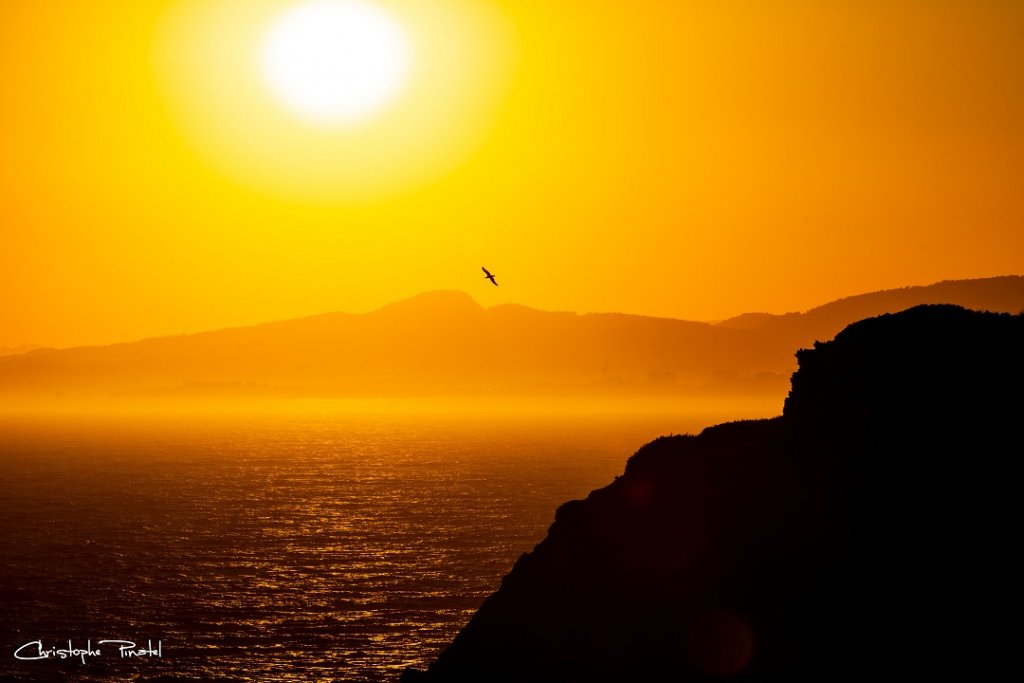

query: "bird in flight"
(482, 267), (498, 287)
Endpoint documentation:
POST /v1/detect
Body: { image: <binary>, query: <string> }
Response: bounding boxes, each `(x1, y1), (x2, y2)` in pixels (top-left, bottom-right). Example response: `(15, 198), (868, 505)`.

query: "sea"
(0, 398), (775, 681)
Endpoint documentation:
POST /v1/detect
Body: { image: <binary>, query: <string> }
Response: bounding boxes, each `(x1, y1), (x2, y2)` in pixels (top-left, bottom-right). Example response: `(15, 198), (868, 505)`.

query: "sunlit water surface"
(0, 400), (775, 681)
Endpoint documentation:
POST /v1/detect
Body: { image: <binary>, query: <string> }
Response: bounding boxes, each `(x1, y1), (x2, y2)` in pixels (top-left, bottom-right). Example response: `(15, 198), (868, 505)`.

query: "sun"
(260, 0), (411, 126)
(159, 0), (512, 200)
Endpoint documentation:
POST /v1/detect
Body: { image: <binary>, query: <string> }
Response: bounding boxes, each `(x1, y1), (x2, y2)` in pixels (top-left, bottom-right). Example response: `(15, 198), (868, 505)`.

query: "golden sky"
(2, 0), (1022, 348)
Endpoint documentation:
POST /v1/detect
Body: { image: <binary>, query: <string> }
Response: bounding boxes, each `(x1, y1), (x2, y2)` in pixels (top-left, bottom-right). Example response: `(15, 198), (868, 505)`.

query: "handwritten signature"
(14, 640), (162, 664)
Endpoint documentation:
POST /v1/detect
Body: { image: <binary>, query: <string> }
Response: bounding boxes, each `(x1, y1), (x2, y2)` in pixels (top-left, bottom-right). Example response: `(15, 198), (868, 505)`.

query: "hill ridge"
(0, 277), (1021, 403)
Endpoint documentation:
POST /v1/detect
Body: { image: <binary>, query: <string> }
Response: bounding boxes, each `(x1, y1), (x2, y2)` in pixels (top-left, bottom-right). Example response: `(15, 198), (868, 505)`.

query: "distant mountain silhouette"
(0, 276), (1021, 402)
(716, 276), (1024, 359)
(0, 343), (41, 358)
(401, 305), (1023, 682)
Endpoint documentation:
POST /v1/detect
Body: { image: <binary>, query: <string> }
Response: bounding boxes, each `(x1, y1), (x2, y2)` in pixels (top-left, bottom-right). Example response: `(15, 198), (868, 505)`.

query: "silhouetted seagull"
(482, 267), (498, 287)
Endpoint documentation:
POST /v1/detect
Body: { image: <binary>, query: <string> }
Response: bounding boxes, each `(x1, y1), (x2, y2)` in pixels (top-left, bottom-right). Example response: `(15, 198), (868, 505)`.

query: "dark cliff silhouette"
(0, 276), (1020, 403)
(402, 305), (1023, 682)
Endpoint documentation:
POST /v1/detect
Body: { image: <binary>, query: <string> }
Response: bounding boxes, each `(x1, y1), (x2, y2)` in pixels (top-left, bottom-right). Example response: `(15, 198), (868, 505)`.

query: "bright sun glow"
(159, 0), (512, 200)
(260, 0), (411, 126)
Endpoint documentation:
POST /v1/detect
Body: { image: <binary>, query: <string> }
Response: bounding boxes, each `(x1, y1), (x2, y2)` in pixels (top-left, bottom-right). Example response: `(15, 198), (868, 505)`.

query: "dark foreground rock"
(403, 305), (1023, 682)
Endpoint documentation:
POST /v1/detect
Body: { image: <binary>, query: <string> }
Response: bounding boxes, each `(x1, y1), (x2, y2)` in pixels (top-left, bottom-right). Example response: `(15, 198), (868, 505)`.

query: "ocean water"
(0, 401), (774, 681)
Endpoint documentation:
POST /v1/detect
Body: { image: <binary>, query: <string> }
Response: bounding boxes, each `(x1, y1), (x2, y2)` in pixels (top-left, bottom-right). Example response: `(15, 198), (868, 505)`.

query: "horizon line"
(6, 274), (1022, 353)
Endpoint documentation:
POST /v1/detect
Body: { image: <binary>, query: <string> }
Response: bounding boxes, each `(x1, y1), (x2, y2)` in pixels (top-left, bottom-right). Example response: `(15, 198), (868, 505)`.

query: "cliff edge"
(403, 305), (1023, 681)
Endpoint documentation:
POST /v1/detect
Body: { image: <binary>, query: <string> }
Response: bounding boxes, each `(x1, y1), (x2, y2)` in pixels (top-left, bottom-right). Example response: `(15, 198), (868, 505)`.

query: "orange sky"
(2, 0), (1022, 348)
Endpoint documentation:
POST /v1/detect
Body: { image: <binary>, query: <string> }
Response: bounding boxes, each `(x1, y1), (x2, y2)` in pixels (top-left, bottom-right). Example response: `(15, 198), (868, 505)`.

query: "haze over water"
(0, 399), (775, 682)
